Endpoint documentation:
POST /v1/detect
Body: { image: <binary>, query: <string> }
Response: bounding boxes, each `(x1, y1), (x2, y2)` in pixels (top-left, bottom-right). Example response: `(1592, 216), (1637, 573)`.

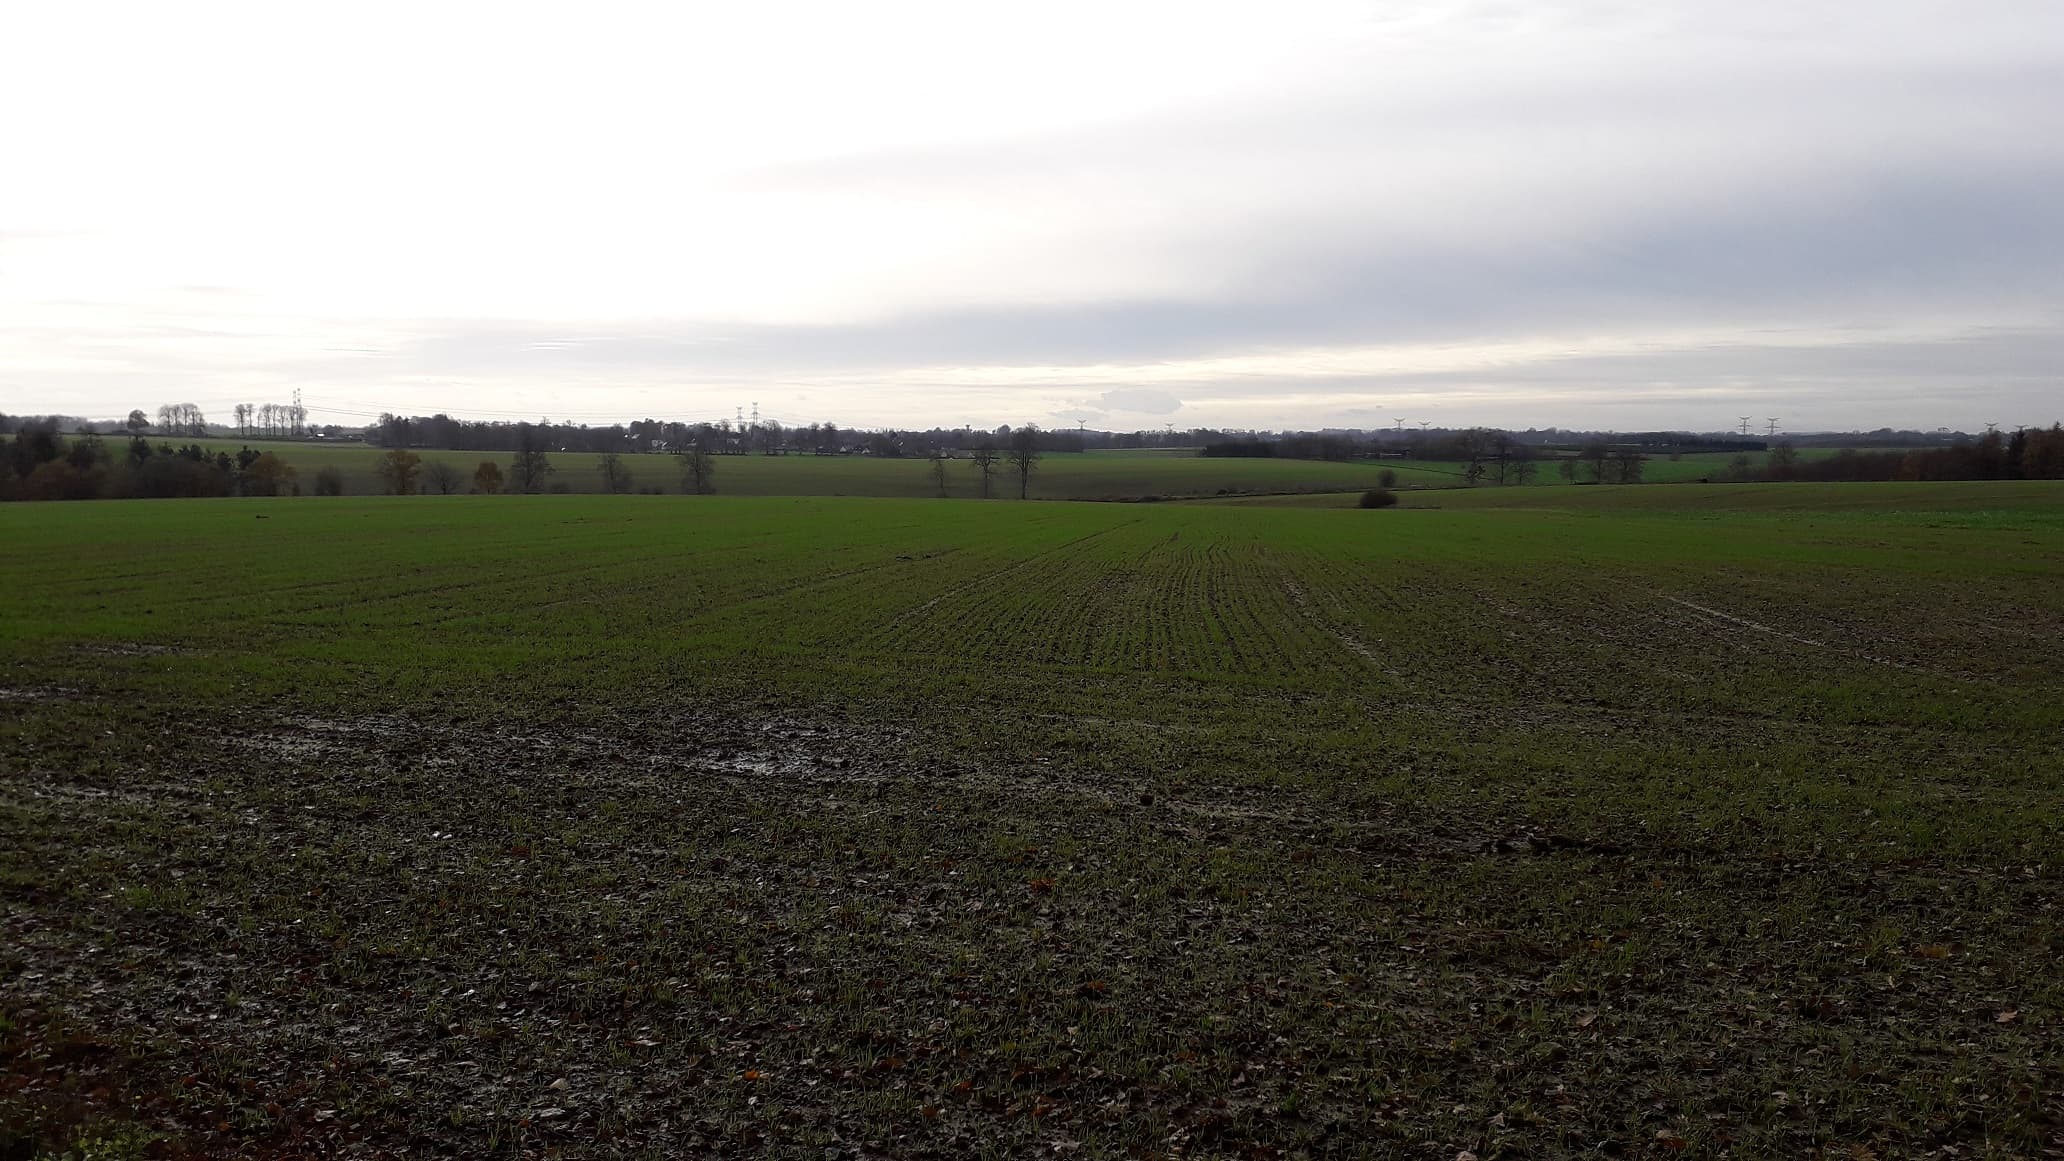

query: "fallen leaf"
(1996, 1009), (2020, 1024)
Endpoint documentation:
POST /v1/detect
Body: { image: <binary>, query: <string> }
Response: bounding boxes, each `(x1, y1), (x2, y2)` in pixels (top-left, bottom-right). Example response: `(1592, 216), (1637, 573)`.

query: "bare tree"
(1606, 448), (1647, 484)
(472, 461), (503, 494)
(1458, 428), (1491, 485)
(152, 403), (206, 437)
(1007, 424), (1042, 500)
(508, 422), (555, 493)
(1487, 431), (1515, 484)
(1489, 435), (1536, 485)
(376, 449), (422, 495)
(928, 451), (950, 497)
(598, 452), (634, 494)
(970, 443), (999, 498)
(678, 448), (716, 494)
(1576, 442), (1610, 483)
(1766, 441), (1799, 481)
(423, 460), (463, 494)
(242, 453), (296, 496)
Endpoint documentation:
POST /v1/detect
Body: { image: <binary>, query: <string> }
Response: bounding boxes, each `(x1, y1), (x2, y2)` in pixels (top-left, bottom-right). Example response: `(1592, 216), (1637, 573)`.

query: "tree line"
(14, 409), (2057, 502)
(231, 402), (311, 439)
(1728, 428), (2064, 482)
(2, 429), (309, 501)
(364, 413), (1094, 459)
(365, 423), (1049, 499)
(1198, 432), (1375, 460)
(2, 418), (1046, 502)
(4, 406), (2023, 459)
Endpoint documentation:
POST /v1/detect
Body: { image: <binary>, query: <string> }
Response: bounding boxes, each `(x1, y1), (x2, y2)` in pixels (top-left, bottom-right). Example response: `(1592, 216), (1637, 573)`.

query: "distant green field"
(172, 439), (1859, 500)
(1402, 478), (2064, 514)
(1209, 478), (2064, 516)
(183, 439), (1473, 499)
(5, 488), (2060, 1156)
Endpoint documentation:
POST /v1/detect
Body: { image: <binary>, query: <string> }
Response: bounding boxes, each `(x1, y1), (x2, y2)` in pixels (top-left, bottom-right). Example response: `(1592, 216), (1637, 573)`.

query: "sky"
(3, 1), (2060, 434)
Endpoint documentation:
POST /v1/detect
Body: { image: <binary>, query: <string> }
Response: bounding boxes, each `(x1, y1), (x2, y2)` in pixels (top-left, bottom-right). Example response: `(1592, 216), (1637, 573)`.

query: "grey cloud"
(1096, 388), (1183, 415)
(21, 0), (2064, 430)
(678, 2), (2064, 406)
(1032, 327), (2064, 428)
(734, 19), (2062, 199)
(1043, 388), (1184, 428)
(1048, 406), (1106, 425)
(394, 153), (2064, 382)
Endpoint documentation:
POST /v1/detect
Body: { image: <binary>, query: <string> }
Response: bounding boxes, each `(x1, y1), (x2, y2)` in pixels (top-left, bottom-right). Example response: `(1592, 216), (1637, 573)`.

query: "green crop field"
(5, 484), (2062, 1157)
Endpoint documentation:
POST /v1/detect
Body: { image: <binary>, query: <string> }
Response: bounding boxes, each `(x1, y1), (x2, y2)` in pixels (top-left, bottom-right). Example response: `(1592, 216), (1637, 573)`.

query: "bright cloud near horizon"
(3, 1), (2060, 433)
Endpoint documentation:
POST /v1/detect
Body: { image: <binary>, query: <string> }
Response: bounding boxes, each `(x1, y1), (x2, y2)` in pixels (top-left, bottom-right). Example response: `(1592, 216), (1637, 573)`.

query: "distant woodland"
(4, 409), (2060, 502)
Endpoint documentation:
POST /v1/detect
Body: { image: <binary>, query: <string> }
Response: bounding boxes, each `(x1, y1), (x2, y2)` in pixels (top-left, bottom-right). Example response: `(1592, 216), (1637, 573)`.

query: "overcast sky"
(4, 1), (2059, 433)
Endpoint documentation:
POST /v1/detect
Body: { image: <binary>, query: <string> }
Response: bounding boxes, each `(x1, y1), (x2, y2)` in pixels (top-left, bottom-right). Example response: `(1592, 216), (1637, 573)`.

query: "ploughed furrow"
(856, 518), (1350, 681)
(1072, 531), (1337, 679)
(855, 521), (1139, 660)
(1653, 569), (2064, 686)
(1269, 543), (1521, 697)
(1191, 539), (1354, 682)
